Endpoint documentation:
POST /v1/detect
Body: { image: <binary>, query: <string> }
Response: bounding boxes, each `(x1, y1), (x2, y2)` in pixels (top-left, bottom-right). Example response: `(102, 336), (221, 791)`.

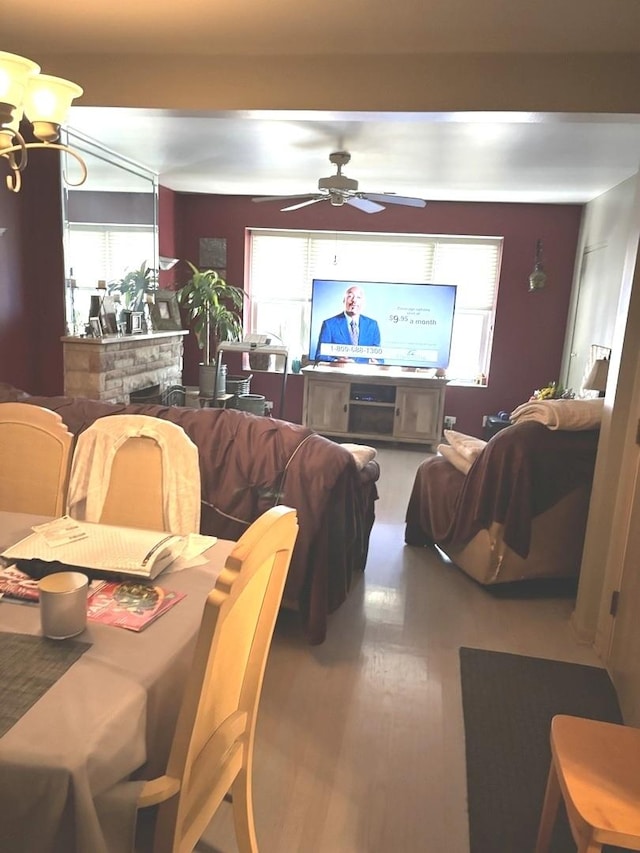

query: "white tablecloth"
(0, 512), (234, 853)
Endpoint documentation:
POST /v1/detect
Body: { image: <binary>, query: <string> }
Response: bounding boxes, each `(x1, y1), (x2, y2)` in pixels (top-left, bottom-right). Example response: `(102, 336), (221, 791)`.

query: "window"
(65, 225), (156, 334)
(248, 230), (502, 381)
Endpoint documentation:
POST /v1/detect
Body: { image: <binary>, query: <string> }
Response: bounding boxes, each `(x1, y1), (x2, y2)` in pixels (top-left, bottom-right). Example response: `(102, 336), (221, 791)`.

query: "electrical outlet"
(444, 416), (456, 430)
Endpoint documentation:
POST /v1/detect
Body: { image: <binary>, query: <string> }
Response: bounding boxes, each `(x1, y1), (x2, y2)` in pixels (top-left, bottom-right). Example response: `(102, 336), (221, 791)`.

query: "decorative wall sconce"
(528, 239), (547, 291)
(0, 51), (86, 192)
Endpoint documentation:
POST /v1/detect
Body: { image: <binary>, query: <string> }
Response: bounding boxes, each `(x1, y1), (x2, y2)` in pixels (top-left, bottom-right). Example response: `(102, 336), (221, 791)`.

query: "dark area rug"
(459, 647), (625, 853)
(484, 577), (579, 599)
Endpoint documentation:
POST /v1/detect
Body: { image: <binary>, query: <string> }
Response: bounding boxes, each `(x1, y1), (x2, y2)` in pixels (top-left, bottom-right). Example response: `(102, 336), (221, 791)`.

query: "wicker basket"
(248, 352), (273, 371)
(225, 375), (252, 408)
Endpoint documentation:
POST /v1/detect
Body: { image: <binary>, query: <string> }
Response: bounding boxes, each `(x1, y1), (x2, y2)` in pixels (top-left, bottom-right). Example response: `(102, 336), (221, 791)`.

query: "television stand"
(301, 365), (447, 447)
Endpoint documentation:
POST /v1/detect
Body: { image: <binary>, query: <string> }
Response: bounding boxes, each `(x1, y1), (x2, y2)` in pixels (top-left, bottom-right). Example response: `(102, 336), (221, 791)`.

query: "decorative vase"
(199, 362), (227, 399)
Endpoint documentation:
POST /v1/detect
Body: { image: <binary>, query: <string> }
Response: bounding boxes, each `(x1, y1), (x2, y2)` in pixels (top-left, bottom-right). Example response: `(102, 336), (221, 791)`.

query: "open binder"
(1, 518), (186, 581)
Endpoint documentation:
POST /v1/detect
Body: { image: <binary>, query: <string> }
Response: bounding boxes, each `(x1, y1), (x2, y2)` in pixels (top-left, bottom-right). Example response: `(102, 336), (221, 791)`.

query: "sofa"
(0, 385), (379, 644)
(405, 419), (600, 585)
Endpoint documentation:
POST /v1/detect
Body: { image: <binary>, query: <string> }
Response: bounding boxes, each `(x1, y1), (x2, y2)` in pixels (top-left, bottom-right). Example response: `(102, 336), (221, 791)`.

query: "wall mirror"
(59, 129), (159, 336)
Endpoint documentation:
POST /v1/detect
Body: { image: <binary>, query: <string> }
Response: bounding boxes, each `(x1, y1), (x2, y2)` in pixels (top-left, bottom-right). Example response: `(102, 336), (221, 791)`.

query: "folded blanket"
(340, 443), (377, 470)
(443, 429), (487, 462)
(509, 398), (604, 431)
(438, 443), (472, 475)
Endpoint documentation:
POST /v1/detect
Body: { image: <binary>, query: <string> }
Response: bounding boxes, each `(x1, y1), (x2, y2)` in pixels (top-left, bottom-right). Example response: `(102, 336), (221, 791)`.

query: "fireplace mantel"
(62, 331), (189, 403)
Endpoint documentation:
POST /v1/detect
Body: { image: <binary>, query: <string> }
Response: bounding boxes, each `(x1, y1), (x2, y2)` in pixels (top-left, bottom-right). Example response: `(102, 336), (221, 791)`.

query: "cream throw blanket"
(509, 398), (604, 430)
(438, 443), (472, 475)
(443, 429), (487, 461)
(67, 414), (201, 534)
(340, 443), (377, 470)
(439, 430), (487, 476)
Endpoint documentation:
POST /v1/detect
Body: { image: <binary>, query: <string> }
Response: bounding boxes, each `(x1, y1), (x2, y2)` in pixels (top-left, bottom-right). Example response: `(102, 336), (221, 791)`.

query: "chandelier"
(0, 51), (86, 192)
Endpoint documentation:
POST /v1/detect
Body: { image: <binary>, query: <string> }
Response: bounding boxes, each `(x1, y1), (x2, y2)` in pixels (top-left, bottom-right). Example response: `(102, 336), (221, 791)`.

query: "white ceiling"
(66, 108), (640, 203)
(8, 0), (640, 204)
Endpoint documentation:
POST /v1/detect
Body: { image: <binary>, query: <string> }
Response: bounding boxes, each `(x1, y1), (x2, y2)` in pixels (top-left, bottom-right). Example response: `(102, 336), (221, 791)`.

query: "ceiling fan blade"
(281, 197), (327, 212)
(361, 193), (427, 208)
(347, 196), (385, 214)
(252, 194), (316, 204)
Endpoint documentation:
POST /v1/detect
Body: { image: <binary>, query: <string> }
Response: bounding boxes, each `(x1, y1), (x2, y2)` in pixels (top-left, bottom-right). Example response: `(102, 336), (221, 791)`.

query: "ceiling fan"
(252, 150), (427, 214)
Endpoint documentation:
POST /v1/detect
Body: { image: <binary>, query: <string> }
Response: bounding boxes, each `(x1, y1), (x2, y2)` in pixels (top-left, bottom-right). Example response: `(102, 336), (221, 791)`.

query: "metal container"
(236, 394), (266, 416)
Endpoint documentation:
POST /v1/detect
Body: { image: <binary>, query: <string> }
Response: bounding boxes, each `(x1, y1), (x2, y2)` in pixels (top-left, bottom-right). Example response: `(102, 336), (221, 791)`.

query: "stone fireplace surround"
(62, 331), (188, 404)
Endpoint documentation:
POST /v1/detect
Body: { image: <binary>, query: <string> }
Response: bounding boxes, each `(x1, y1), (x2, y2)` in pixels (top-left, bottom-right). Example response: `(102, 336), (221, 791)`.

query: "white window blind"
(248, 229), (502, 381)
(65, 224), (156, 333)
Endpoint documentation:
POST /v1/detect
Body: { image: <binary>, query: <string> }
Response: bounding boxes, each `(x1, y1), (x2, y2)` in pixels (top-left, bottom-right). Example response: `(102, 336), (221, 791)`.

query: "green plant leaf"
(177, 260), (246, 363)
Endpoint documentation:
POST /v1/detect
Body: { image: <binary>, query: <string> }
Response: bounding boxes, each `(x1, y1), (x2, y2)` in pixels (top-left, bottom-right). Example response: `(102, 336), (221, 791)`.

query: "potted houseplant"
(177, 261), (246, 397)
(109, 261), (158, 312)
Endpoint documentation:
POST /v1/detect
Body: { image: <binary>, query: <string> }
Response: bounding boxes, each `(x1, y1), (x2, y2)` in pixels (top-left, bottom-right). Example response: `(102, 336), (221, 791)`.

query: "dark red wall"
(0, 142), (65, 396)
(158, 185), (180, 292)
(170, 193), (583, 435)
(1, 173), (583, 436)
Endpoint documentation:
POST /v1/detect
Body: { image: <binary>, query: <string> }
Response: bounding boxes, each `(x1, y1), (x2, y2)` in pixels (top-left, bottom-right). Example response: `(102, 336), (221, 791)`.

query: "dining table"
(0, 511), (235, 853)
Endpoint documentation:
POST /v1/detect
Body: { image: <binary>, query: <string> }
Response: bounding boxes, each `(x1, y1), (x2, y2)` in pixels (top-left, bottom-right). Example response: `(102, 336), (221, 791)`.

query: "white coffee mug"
(38, 572), (89, 639)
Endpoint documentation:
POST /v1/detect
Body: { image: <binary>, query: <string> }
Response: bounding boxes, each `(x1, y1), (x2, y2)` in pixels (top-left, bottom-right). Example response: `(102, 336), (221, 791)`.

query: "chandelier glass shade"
(0, 51), (86, 192)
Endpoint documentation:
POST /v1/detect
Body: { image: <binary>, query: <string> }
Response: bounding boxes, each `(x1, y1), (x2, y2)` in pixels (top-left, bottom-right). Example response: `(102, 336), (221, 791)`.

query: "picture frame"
(128, 311), (143, 334)
(199, 237), (227, 270)
(89, 316), (103, 338)
(99, 294), (118, 336)
(151, 290), (182, 331)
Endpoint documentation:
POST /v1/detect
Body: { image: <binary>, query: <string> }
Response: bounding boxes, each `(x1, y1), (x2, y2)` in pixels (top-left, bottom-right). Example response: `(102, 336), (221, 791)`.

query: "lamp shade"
(23, 74), (83, 139)
(0, 52), (39, 108)
(584, 358), (609, 393)
(528, 265), (547, 291)
(159, 256), (180, 271)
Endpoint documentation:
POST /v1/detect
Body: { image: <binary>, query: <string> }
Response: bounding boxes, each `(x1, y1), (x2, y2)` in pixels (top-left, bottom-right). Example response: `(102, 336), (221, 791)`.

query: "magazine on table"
(0, 565), (40, 603)
(0, 565), (185, 630)
(86, 580), (186, 631)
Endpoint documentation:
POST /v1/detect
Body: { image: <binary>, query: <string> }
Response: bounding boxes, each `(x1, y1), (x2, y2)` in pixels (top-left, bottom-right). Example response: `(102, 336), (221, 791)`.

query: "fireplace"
(61, 330), (188, 404)
(129, 384), (186, 406)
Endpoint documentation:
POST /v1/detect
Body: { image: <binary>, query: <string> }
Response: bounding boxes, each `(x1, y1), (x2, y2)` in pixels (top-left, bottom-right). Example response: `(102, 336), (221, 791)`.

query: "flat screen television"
(308, 279), (457, 369)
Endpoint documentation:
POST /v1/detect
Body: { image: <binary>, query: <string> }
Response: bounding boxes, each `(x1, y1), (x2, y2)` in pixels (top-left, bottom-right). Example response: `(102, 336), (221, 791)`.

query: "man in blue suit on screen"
(316, 285), (382, 363)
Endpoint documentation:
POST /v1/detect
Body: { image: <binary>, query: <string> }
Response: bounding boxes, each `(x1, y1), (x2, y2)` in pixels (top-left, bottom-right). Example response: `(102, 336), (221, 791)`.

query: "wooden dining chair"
(135, 505), (299, 853)
(0, 402), (74, 516)
(535, 713), (640, 852)
(67, 414), (201, 534)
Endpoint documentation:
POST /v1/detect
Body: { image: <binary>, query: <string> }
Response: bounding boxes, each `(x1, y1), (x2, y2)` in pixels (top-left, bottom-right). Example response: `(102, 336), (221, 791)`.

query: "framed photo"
(129, 311), (143, 334)
(151, 290), (182, 331)
(99, 294), (118, 335)
(89, 316), (103, 338)
(199, 237), (227, 270)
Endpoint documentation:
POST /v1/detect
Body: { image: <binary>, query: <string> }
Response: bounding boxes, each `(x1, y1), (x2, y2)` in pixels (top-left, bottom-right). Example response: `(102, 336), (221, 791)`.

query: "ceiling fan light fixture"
(319, 173), (358, 192)
(251, 150), (427, 214)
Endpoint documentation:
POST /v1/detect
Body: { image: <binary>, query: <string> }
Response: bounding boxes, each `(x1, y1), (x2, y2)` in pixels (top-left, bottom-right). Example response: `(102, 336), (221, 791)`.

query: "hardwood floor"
(200, 445), (602, 853)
